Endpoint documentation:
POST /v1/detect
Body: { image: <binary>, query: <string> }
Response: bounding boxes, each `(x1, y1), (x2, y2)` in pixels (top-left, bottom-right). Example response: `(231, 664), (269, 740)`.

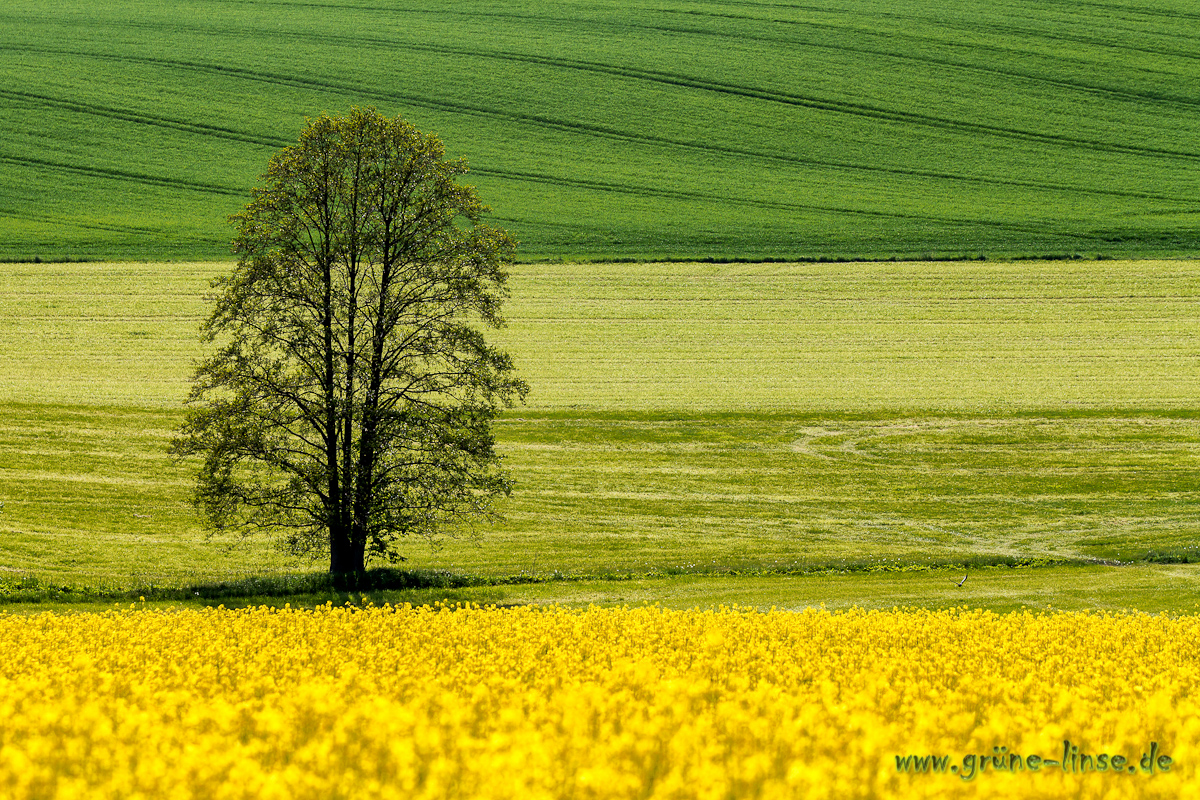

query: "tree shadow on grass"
(4, 551), (1182, 610)
(0, 567), (525, 609)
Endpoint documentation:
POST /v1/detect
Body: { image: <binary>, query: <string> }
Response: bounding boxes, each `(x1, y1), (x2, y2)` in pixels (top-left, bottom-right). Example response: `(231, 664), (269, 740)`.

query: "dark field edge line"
(201, 0), (413, 11)
(5, 45), (1196, 204)
(0, 256), (99, 264)
(502, 251), (1199, 264)
(0, 154), (245, 197)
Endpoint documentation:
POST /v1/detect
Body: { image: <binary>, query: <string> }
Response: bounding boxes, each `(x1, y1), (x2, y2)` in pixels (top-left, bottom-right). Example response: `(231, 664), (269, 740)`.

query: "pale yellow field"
(1, 604), (1196, 799)
(2, 259), (1198, 411)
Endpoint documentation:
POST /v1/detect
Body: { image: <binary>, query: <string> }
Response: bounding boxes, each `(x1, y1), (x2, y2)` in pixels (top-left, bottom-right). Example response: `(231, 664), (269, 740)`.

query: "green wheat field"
(2, 0), (1200, 261)
(1, 0), (1199, 611)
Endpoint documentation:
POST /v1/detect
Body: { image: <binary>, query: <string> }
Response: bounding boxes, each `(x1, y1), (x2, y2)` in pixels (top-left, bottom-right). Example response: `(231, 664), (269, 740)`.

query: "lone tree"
(172, 107), (527, 574)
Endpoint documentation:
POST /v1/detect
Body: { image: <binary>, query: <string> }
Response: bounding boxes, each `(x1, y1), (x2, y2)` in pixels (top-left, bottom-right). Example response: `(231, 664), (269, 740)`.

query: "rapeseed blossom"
(0, 604), (1195, 799)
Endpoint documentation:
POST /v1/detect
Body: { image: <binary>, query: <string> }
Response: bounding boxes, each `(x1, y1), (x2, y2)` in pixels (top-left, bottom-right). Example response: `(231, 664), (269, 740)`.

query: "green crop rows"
(3, 0), (1200, 262)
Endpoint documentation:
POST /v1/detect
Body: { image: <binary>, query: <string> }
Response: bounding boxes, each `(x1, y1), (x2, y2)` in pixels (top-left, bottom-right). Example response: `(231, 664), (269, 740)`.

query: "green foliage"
(172, 109), (527, 572)
(2, 1), (1199, 261)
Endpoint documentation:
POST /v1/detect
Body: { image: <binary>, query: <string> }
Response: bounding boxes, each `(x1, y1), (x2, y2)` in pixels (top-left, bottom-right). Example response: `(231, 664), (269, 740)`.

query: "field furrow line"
(691, 21), (1200, 110)
(679, 0), (1200, 50)
(651, 10), (1200, 112)
(1037, 0), (1200, 23)
(0, 88), (287, 148)
(0, 207), (175, 238)
(537, 62), (1200, 162)
(924, 14), (1200, 66)
(8, 44), (1196, 204)
(19, 13), (1199, 166)
(0, 155), (244, 197)
(703, 0), (1200, 49)
(310, 37), (1200, 162)
(474, 168), (1097, 241)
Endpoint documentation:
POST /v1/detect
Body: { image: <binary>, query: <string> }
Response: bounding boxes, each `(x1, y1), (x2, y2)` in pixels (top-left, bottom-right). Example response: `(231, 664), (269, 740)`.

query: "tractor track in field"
(0, 154), (244, 197)
(458, 53), (1200, 163)
(473, 167), (1106, 243)
(715, 0), (1200, 56)
(0, 89), (286, 149)
(231, 28), (1200, 163)
(650, 8), (1200, 112)
(0, 207), (168, 238)
(5, 45), (1197, 210)
(10, 12), (1200, 167)
(1032, 0), (1200, 24)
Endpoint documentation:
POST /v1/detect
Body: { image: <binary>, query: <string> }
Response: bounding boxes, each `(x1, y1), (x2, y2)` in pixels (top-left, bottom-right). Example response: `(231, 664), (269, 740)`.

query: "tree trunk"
(328, 523), (366, 573)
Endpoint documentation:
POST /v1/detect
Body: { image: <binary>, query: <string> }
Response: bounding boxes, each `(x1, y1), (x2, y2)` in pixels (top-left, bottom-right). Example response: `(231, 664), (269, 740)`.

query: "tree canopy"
(172, 107), (527, 574)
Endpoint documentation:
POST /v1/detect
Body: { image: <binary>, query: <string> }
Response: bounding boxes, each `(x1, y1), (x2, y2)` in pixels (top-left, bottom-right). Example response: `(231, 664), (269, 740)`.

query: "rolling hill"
(2, 0), (1199, 261)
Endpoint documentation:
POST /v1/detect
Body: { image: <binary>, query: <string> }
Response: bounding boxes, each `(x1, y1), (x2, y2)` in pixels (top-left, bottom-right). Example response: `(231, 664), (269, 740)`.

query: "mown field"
(3, 0), (1200, 261)
(1, 258), (1197, 612)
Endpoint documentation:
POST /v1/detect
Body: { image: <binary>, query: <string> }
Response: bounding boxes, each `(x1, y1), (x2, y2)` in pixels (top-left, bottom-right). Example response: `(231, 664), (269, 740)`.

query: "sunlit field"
(4, 2), (1199, 795)
(2, 0), (1199, 261)
(3, 259), (1197, 411)
(1, 604), (1195, 799)
(0, 259), (1197, 610)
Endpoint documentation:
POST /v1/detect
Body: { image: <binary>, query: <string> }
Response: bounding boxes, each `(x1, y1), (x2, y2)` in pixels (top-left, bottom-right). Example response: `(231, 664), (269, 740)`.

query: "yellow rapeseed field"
(0, 603), (1195, 799)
